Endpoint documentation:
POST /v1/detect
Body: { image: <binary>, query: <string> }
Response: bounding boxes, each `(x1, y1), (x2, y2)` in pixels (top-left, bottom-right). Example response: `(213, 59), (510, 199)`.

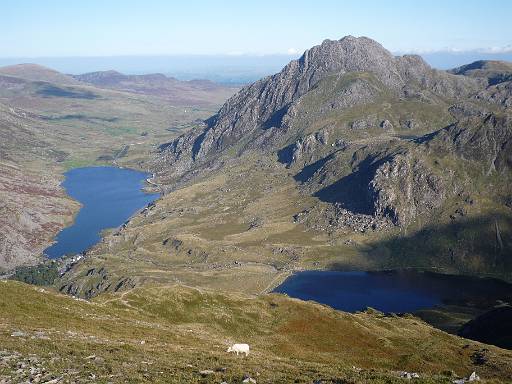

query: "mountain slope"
(149, 37), (511, 271)
(450, 60), (512, 85)
(153, 36), (481, 183)
(0, 102), (79, 269)
(0, 63), (80, 85)
(2, 280), (512, 383)
(73, 70), (237, 107)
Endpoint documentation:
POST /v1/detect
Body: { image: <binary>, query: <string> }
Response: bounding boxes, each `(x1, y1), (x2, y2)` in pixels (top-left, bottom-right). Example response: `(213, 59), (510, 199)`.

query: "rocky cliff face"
(431, 112), (512, 174)
(370, 153), (446, 226)
(367, 109), (511, 226)
(155, 36), (479, 182)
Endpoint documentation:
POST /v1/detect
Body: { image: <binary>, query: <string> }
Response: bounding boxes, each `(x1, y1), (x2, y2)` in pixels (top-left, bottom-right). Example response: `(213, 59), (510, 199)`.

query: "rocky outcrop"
(288, 130), (329, 167)
(59, 265), (137, 299)
(475, 80), (512, 107)
(430, 112), (512, 174)
(370, 153), (445, 226)
(294, 203), (391, 233)
(380, 120), (393, 130)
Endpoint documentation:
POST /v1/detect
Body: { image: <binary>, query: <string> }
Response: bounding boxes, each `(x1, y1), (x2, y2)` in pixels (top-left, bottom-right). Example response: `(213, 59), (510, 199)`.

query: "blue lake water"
(274, 270), (512, 313)
(44, 166), (159, 258)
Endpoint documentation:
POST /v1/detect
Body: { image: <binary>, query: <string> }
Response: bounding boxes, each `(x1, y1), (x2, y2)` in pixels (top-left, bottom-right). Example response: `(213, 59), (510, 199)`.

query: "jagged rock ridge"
(155, 36), (480, 181)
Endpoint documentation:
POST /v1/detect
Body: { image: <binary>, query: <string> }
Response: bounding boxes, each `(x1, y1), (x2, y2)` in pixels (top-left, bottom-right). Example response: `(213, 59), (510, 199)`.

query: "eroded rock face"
(289, 130), (329, 167)
(59, 266), (137, 299)
(431, 112), (512, 174)
(294, 203), (391, 233)
(308, 76), (383, 115)
(335, 110), (510, 227)
(475, 80), (512, 108)
(399, 119), (417, 130)
(370, 153), (445, 226)
(0, 162), (78, 271)
(155, 36), (478, 182)
(351, 118), (375, 130)
(380, 120), (393, 130)
(448, 102), (489, 119)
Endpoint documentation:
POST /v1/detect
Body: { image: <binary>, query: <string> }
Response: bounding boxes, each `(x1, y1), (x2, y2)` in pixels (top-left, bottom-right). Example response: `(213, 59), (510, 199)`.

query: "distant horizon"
(3, 0), (511, 84)
(1, 49), (511, 85)
(2, 48), (512, 60)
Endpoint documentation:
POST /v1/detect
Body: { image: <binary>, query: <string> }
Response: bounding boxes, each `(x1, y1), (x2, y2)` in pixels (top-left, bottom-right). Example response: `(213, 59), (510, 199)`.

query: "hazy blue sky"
(1, 0), (511, 57)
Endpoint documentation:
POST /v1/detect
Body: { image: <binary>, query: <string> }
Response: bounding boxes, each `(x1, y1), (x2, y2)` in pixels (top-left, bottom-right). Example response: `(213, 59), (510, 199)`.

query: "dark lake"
(44, 166), (159, 258)
(274, 270), (512, 313)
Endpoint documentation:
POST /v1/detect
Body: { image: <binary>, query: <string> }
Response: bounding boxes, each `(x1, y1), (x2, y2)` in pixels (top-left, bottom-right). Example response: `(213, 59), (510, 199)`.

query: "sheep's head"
(227, 347), (232, 352)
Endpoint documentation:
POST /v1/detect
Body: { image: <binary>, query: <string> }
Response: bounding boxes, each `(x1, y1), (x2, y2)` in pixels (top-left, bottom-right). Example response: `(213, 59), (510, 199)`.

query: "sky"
(1, 0), (512, 57)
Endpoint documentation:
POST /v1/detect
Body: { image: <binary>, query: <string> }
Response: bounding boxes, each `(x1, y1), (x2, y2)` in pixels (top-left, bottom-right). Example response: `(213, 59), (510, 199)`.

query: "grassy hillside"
(1, 280), (511, 383)
(0, 64), (81, 85)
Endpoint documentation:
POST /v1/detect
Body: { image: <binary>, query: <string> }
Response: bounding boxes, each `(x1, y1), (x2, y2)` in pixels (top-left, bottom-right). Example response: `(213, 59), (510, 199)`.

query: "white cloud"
(286, 48), (300, 55)
(479, 45), (512, 54)
(397, 44), (512, 55)
(226, 51), (246, 56)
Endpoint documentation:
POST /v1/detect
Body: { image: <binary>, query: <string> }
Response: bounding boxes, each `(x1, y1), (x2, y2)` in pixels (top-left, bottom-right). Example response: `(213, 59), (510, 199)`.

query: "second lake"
(274, 270), (512, 313)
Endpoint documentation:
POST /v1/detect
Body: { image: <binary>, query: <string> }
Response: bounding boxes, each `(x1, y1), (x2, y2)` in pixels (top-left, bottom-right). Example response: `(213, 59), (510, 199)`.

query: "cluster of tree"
(11, 263), (59, 285)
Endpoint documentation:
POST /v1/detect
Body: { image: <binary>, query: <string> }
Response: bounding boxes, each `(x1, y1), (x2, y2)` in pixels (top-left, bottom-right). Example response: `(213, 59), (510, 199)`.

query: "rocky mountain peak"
(300, 36), (396, 74)
(155, 36), (481, 183)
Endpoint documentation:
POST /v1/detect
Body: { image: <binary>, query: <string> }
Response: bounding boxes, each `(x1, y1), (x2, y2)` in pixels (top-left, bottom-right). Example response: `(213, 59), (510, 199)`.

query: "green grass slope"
(1, 280), (512, 383)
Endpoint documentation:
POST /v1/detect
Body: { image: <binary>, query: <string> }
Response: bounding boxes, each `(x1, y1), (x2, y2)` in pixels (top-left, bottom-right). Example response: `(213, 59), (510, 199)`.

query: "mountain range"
(1, 36), (512, 382)
(72, 69), (236, 106)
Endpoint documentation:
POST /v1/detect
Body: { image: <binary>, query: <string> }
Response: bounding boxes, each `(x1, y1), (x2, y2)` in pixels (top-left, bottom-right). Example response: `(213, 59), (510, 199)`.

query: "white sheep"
(227, 343), (250, 356)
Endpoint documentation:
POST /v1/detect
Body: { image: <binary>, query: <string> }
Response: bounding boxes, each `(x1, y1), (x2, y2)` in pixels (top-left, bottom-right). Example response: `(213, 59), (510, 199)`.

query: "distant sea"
(1, 52), (511, 85)
(0, 54), (299, 85)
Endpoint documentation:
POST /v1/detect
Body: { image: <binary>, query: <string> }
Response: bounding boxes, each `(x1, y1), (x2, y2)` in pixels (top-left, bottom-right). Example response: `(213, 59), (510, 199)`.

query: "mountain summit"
(156, 36), (480, 181)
